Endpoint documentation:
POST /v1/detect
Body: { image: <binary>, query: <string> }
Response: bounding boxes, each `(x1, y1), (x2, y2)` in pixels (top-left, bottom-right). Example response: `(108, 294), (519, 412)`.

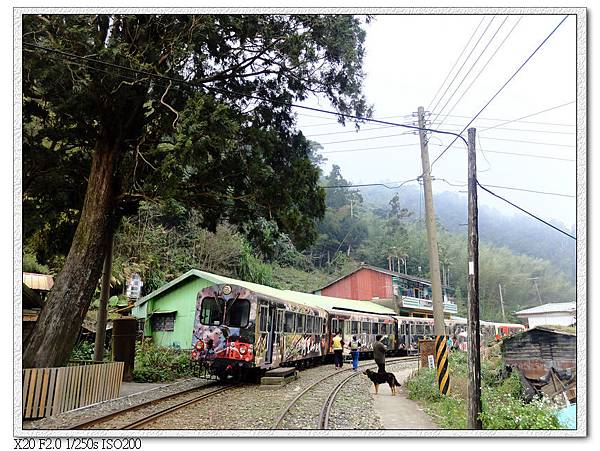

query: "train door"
(265, 304), (278, 363)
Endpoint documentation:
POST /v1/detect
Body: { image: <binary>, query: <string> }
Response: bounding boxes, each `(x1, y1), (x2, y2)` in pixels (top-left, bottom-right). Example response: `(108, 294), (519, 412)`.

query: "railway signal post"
(467, 127), (483, 429)
(417, 106), (449, 396)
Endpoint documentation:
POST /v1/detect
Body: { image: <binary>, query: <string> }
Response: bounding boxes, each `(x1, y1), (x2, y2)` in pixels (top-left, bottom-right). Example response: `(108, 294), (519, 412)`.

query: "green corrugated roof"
(136, 269), (396, 316)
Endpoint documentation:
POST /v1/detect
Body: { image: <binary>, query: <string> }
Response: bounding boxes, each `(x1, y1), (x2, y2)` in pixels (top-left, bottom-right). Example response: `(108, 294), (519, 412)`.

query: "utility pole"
(417, 106), (444, 335)
(418, 106), (449, 396)
(467, 127), (482, 429)
(498, 283), (506, 322)
(94, 233), (114, 362)
(529, 277), (543, 305)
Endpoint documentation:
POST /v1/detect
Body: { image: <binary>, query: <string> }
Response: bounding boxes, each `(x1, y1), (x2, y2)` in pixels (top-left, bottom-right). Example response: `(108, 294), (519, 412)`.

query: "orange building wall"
(321, 268), (393, 300)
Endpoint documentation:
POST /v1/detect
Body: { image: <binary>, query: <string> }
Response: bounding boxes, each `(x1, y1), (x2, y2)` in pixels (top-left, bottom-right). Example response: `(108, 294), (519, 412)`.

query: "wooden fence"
(22, 361), (124, 419)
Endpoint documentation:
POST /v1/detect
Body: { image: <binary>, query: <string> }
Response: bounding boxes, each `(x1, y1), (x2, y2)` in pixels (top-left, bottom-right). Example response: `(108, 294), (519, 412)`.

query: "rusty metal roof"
(22, 272), (54, 291)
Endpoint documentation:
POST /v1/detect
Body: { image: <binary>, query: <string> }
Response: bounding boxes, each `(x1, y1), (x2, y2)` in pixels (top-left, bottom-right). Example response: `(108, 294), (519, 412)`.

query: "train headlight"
(239, 347), (246, 355)
(222, 285), (232, 295)
(230, 342), (236, 349)
(195, 340), (205, 350)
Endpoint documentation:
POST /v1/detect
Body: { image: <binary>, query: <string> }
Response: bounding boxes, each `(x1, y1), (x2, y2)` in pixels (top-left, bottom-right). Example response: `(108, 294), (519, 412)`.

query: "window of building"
(225, 299), (250, 328)
(200, 297), (222, 326)
(151, 312), (176, 332)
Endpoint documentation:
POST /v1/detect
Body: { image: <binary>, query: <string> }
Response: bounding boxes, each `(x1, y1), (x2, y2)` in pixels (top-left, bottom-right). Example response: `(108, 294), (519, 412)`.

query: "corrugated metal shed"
(135, 269), (396, 316)
(23, 272), (54, 291)
(501, 326), (576, 378)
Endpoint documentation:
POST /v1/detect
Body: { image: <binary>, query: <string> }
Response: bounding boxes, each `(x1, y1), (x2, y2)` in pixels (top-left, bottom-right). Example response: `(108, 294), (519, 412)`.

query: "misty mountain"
(360, 185), (576, 283)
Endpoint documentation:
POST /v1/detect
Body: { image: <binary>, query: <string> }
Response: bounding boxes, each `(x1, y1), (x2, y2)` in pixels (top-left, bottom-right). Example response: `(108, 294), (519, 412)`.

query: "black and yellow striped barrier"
(434, 335), (450, 395)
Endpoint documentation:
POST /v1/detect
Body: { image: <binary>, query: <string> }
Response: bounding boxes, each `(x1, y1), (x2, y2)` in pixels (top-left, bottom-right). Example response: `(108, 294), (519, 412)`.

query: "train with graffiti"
(191, 283), (524, 380)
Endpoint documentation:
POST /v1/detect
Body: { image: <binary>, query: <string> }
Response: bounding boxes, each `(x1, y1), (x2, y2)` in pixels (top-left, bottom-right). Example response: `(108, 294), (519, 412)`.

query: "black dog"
(363, 368), (402, 395)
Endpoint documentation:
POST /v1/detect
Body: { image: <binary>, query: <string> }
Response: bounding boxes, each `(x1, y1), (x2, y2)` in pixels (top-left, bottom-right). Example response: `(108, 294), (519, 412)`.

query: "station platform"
(371, 367), (439, 429)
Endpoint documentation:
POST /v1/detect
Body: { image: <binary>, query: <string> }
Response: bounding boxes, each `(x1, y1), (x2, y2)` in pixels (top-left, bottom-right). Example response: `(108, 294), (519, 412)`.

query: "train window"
(381, 323), (387, 335)
(332, 318), (339, 334)
(372, 323), (378, 334)
(200, 297), (222, 325)
(306, 316), (314, 334)
(275, 309), (284, 332)
(362, 322), (369, 334)
(259, 305), (269, 332)
(297, 314), (305, 334)
(351, 321), (359, 334)
(225, 299), (250, 328)
(415, 324), (424, 335)
(320, 317), (326, 335)
(284, 311), (295, 333)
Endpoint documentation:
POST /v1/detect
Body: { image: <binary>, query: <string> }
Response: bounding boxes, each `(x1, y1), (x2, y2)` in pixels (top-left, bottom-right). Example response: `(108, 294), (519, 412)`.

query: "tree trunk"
(23, 135), (122, 368)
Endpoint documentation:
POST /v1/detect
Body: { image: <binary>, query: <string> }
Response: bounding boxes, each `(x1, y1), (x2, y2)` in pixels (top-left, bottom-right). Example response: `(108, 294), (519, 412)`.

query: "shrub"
(133, 341), (195, 382)
(70, 340), (94, 361)
(480, 390), (561, 430)
(407, 351), (562, 430)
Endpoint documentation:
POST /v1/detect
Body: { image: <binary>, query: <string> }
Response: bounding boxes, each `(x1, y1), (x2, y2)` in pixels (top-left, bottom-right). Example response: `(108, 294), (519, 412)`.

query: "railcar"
(328, 310), (396, 359)
(192, 283), (329, 380)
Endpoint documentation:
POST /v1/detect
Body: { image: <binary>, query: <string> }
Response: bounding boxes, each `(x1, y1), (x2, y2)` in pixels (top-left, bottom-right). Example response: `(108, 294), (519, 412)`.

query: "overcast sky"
(297, 13), (577, 230)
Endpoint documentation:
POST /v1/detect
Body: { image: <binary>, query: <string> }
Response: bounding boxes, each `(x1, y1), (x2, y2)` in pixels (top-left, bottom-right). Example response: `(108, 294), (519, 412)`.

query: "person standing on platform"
(373, 334), (387, 373)
(350, 335), (361, 371)
(332, 330), (344, 369)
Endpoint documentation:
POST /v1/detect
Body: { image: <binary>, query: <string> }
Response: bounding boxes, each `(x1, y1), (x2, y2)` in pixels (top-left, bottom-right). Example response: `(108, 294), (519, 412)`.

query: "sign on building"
(126, 273), (143, 300)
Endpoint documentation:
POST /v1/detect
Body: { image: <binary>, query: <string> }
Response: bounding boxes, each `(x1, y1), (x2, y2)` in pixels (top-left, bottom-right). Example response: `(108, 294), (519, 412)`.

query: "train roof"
(137, 269), (396, 317)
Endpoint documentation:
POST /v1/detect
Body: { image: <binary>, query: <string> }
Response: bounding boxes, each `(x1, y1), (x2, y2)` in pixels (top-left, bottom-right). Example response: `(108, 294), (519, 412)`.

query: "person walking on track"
(350, 335), (361, 371)
(332, 330), (344, 369)
(373, 334), (387, 374)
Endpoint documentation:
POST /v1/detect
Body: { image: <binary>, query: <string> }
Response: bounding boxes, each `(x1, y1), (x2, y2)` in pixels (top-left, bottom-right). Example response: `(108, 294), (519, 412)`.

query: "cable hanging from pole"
(476, 181), (576, 240)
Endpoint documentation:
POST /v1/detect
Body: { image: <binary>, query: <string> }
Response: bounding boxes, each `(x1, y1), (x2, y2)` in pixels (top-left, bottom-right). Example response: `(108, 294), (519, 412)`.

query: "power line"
(429, 15), (570, 171)
(306, 122), (574, 138)
(478, 136), (575, 148)
(441, 110), (575, 127)
(430, 16), (496, 118)
(24, 42), (468, 148)
(479, 183), (575, 198)
(321, 143), (419, 154)
(434, 16), (522, 130)
(318, 131), (414, 145)
(476, 181), (576, 239)
(319, 140), (574, 162)
(432, 15), (510, 129)
(480, 101), (576, 132)
(322, 178), (419, 190)
(426, 16), (487, 111)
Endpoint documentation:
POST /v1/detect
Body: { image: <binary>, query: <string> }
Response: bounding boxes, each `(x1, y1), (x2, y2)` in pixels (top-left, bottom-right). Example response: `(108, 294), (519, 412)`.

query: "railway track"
(273, 356), (418, 430)
(72, 383), (236, 430)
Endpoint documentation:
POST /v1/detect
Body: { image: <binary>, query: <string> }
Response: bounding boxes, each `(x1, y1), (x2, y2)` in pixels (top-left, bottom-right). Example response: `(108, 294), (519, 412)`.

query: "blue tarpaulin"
(556, 403), (576, 429)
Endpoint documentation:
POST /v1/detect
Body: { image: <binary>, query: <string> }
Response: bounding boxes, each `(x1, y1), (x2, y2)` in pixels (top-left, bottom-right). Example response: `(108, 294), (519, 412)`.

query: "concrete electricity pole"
(498, 283), (506, 322)
(529, 277), (543, 305)
(467, 127), (482, 429)
(417, 106), (444, 335)
(418, 106), (449, 396)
